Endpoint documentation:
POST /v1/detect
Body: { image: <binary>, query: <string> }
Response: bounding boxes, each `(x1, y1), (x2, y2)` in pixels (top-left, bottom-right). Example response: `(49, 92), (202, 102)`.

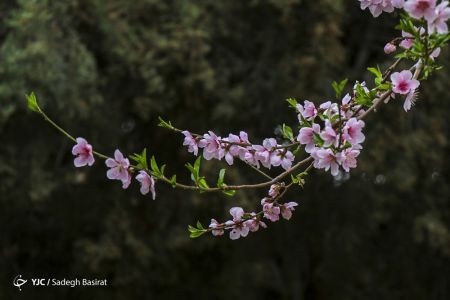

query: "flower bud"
(384, 43), (397, 54)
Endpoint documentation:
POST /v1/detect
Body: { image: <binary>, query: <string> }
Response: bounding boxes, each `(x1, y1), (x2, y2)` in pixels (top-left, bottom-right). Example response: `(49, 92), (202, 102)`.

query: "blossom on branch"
(136, 170), (156, 200)
(106, 149), (131, 189)
(72, 137), (95, 167)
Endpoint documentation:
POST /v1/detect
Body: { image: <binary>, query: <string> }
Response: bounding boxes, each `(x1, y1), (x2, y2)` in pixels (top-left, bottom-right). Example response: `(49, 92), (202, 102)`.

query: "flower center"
(398, 81), (409, 92)
(417, 0), (430, 11)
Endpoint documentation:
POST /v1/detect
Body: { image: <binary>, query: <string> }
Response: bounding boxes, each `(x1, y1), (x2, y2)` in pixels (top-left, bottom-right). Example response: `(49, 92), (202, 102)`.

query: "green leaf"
(188, 225), (197, 233)
(331, 79), (348, 99)
(157, 117), (173, 129)
(149, 156), (164, 178)
(196, 221), (204, 230)
(367, 66), (382, 79)
(189, 230), (206, 238)
(26, 92), (40, 113)
(282, 124), (294, 141)
(130, 148), (149, 170)
(286, 98), (298, 109)
(217, 169), (226, 187)
(169, 175), (177, 187)
(198, 178), (210, 189)
(186, 157), (208, 188)
(194, 156), (201, 176)
(188, 222), (207, 238)
(222, 189), (236, 197)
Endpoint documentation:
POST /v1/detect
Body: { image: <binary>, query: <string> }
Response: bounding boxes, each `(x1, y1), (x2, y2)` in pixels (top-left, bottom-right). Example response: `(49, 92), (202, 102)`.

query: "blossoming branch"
(27, 0), (450, 240)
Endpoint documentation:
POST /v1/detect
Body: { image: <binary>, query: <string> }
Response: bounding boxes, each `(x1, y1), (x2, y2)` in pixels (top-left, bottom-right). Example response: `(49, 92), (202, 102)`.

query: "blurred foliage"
(0, 0), (449, 299)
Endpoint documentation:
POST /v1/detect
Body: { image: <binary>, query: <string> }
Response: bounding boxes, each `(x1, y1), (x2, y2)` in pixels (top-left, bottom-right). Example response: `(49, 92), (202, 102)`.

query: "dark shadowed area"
(0, 0), (449, 299)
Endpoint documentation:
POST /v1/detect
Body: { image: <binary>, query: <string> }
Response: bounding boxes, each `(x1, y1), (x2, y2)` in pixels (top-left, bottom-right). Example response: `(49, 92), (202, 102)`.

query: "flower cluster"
(390, 70), (420, 110)
(182, 130), (295, 170)
(208, 184), (298, 240)
(360, 0), (450, 34)
(72, 139), (157, 199)
(296, 96), (366, 176)
(359, 0), (405, 17)
(27, 0), (449, 241)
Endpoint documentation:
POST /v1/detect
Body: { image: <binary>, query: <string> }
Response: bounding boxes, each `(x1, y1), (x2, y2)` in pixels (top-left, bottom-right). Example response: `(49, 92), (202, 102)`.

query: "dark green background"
(0, 0), (449, 299)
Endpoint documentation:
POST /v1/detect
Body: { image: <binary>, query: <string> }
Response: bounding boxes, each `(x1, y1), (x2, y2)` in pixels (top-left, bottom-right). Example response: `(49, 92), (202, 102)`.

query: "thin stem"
(40, 111), (77, 143)
(381, 57), (403, 83)
(243, 161), (273, 180)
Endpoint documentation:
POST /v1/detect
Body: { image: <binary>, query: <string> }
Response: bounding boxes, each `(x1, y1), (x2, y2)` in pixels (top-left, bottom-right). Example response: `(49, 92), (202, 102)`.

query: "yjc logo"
(31, 279), (46, 286)
(13, 275), (27, 291)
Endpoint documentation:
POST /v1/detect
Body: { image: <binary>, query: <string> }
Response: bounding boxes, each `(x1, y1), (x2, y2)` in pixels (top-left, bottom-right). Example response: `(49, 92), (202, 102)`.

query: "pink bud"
(384, 43), (396, 54)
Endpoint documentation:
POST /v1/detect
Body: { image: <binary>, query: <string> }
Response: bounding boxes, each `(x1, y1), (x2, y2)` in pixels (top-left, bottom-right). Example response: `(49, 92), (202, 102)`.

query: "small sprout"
(188, 221), (207, 238)
(331, 79), (348, 99)
(26, 92), (41, 113)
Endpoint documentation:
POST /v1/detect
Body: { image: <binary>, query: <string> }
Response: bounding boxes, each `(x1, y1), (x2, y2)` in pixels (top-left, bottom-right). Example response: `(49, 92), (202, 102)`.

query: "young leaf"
(188, 222), (207, 238)
(130, 148), (149, 170)
(196, 221), (204, 230)
(367, 66), (382, 79)
(217, 169), (226, 187)
(282, 124), (294, 141)
(222, 189), (236, 197)
(26, 92), (40, 113)
(331, 79), (348, 99)
(150, 156), (162, 178)
(286, 98), (298, 109)
(193, 156), (202, 177)
(189, 230), (206, 238)
(157, 117), (174, 129)
(169, 175), (177, 188)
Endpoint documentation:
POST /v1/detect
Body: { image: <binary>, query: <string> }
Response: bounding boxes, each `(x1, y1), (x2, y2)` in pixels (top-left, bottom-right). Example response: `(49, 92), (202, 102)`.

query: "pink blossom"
(135, 170), (156, 200)
(342, 93), (352, 106)
(230, 207), (244, 221)
(384, 42), (397, 54)
(401, 34), (414, 49)
(320, 121), (338, 147)
(404, 0), (437, 21)
(314, 148), (340, 176)
(427, 1), (450, 33)
(400, 31), (414, 49)
(341, 94), (361, 118)
(280, 202), (298, 220)
(201, 131), (224, 161)
(429, 47), (441, 61)
(342, 118), (365, 145)
(237, 131), (251, 160)
(297, 124), (320, 153)
(359, 0), (395, 17)
(121, 173), (132, 189)
(262, 202), (280, 222)
(182, 131), (200, 156)
(297, 100), (317, 120)
(271, 150), (295, 170)
(268, 184), (280, 198)
(228, 207), (249, 240)
(244, 213), (267, 232)
(106, 149), (131, 189)
(403, 91), (418, 111)
(243, 150), (260, 168)
(391, 70), (420, 95)
(319, 101), (338, 117)
(253, 138), (277, 169)
(72, 137), (95, 167)
(209, 219), (224, 236)
(222, 133), (241, 165)
(338, 148), (360, 172)
(392, 0), (406, 8)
